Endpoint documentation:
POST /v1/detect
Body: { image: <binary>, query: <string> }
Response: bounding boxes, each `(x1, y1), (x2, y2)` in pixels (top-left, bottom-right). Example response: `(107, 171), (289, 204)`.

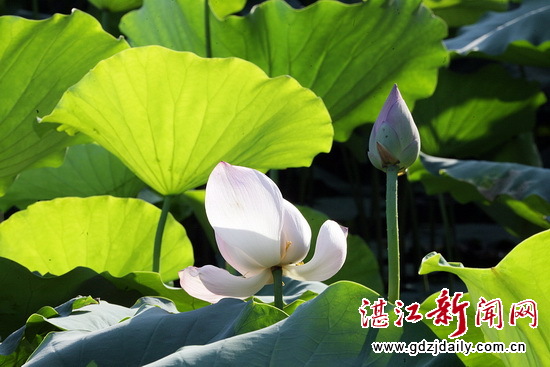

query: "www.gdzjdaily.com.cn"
(371, 339), (526, 356)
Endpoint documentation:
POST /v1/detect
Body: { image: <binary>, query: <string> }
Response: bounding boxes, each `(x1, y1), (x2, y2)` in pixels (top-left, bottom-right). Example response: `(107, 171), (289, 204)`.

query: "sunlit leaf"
(121, 0), (207, 55)
(446, 0), (550, 67)
(423, 0), (509, 27)
(0, 10), (129, 195)
(42, 46), (333, 195)
(419, 230), (550, 366)
(88, 0), (142, 12)
(414, 65), (546, 159)
(0, 144), (145, 210)
(232, 301), (287, 335)
(0, 196), (193, 280)
(209, 0), (246, 19)
(121, 0), (448, 141)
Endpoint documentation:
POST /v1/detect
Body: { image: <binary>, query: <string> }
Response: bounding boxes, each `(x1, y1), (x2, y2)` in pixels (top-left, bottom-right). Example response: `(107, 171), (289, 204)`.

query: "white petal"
(179, 265), (272, 303)
(206, 162), (284, 270)
(216, 233), (267, 277)
(279, 200), (311, 265)
(283, 220), (347, 281)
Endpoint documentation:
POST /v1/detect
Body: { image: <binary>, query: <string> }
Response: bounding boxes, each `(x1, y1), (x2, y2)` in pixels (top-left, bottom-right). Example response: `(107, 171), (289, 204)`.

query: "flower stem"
(204, 0), (212, 58)
(386, 165), (400, 304)
(272, 267), (284, 310)
(153, 195), (173, 273)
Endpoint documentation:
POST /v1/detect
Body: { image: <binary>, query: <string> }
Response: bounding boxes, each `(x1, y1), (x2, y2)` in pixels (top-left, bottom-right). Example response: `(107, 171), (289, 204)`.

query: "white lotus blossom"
(179, 162), (348, 303)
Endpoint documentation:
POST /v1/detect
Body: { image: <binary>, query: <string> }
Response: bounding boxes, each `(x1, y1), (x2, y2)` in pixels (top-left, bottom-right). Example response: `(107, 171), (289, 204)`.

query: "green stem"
(272, 267), (283, 310)
(371, 166), (384, 272)
(153, 195), (173, 273)
(386, 166), (400, 304)
(204, 0), (212, 58)
(101, 10), (109, 30)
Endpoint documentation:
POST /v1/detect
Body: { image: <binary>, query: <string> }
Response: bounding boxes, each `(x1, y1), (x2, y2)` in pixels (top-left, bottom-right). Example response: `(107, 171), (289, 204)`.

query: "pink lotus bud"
(368, 84), (420, 174)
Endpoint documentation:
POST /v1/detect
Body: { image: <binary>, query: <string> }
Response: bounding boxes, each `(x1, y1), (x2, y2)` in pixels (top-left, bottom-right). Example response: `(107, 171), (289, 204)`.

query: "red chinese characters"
(359, 298), (389, 328)
(425, 288), (469, 338)
(358, 290), (538, 338)
(509, 299), (538, 328)
(475, 297), (504, 330)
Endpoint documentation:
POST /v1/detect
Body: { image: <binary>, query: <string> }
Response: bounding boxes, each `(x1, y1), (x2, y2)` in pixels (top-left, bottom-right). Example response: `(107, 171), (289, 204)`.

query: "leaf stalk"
(153, 195), (173, 273)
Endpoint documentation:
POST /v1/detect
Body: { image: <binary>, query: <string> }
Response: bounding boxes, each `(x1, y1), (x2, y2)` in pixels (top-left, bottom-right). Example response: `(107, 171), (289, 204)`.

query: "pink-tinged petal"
(280, 200), (311, 265)
(400, 139), (421, 168)
(206, 162), (284, 270)
(283, 220), (347, 281)
(374, 121), (401, 160)
(179, 265), (272, 303)
(367, 150), (383, 172)
(384, 86), (417, 148)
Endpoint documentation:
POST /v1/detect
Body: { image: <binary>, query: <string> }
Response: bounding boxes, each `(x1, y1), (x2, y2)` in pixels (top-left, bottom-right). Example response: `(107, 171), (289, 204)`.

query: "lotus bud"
(367, 84), (420, 174)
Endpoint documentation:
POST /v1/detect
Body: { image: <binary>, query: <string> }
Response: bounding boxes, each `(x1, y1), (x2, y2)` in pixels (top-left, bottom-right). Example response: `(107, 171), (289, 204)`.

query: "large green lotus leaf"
(0, 196), (193, 280)
(416, 154), (550, 232)
(19, 297), (250, 366)
(232, 300), (288, 335)
(0, 144), (145, 211)
(88, 0), (142, 12)
(421, 155), (550, 203)
(419, 230), (550, 366)
(0, 11), (129, 196)
(120, 0), (448, 141)
(209, 0), (246, 19)
(446, 0), (550, 67)
(0, 296), (100, 365)
(422, 0), (508, 27)
(482, 132), (542, 167)
(41, 46), (333, 195)
(409, 156), (548, 238)
(414, 65), (546, 159)
(120, 0), (207, 55)
(490, 40), (550, 68)
(23, 283), (406, 366)
(480, 196), (550, 238)
(0, 257), (207, 341)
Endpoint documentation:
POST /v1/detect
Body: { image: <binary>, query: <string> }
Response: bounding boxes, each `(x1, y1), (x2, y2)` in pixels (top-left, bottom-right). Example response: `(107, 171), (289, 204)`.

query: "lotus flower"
(179, 162), (348, 303)
(368, 84), (420, 174)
